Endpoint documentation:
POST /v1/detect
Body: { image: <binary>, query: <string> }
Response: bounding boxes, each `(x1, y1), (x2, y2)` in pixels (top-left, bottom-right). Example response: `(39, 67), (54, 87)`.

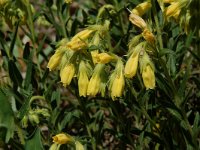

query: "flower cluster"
(47, 2), (158, 100)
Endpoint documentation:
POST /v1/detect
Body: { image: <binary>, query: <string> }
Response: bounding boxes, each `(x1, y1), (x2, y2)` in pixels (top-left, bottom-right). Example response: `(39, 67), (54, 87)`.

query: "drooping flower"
(87, 64), (104, 96)
(125, 42), (144, 78)
(140, 52), (155, 89)
(60, 63), (75, 87)
(47, 50), (64, 71)
(109, 59), (125, 100)
(125, 51), (140, 78)
(78, 61), (90, 97)
(142, 64), (155, 89)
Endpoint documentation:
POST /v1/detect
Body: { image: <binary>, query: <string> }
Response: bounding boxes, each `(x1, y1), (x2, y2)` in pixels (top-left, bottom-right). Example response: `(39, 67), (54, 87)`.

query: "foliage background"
(0, 0), (200, 149)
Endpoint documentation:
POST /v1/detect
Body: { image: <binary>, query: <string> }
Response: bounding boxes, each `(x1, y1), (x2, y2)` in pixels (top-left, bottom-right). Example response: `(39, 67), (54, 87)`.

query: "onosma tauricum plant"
(0, 0), (200, 149)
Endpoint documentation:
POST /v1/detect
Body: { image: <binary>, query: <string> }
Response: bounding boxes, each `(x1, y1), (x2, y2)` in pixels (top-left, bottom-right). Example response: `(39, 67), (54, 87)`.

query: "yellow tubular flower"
(129, 13), (147, 30)
(60, 64), (75, 87)
(109, 59), (125, 100)
(87, 64), (104, 96)
(111, 71), (125, 100)
(87, 74), (101, 96)
(96, 53), (114, 64)
(142, 28), (155, 45)
(131, 1), (152, 16)
(52, 133), (74, 144)
(142, 64), (155, 89)
(125, 52), (140, 78)
(78, 61), (89, 97)
(47, 50), (64, 71)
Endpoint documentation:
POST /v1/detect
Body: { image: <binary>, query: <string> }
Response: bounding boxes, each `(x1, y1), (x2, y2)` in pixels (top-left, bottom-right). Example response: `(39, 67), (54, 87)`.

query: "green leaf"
(193, 112), (200, 139)
(23, 42), (30, 60)
(9, 21), (19, 57)
(167, 108), (182, 121)
(177, 58), (192, 105)
(25, 128), (44, 150)
(0, 89), (15, 143)
(24, 61), (33, 89)
(159, 48), (175, 57)
(8, 60), (23, 87)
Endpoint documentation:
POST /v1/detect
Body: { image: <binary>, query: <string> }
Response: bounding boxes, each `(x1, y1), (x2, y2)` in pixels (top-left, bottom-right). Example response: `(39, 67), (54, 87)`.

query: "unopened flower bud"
(21, 116), (28, 128)
(29, 112), (40, 125)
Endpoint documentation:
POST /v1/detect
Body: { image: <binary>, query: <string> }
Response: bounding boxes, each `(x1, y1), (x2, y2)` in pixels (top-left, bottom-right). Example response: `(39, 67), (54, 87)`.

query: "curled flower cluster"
(47, 2), (157, 100)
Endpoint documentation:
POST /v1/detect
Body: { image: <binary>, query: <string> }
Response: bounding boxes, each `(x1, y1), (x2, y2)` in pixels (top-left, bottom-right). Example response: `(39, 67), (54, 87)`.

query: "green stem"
(152, 0), (163, 49)
(26, 1), (42, 77)
(58, 11), (67, 38)
(86, 125), (96, 150)
(76, 96), (96, 150)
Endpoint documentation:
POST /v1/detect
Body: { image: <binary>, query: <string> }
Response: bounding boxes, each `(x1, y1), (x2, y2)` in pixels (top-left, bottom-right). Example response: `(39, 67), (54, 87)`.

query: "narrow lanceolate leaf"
(23, 42), (30, 60)
(25, 128), (44, 150)
(24, 60), (33, 89)
(193, 112), (200, 139)
(8, 60), (23, 87)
